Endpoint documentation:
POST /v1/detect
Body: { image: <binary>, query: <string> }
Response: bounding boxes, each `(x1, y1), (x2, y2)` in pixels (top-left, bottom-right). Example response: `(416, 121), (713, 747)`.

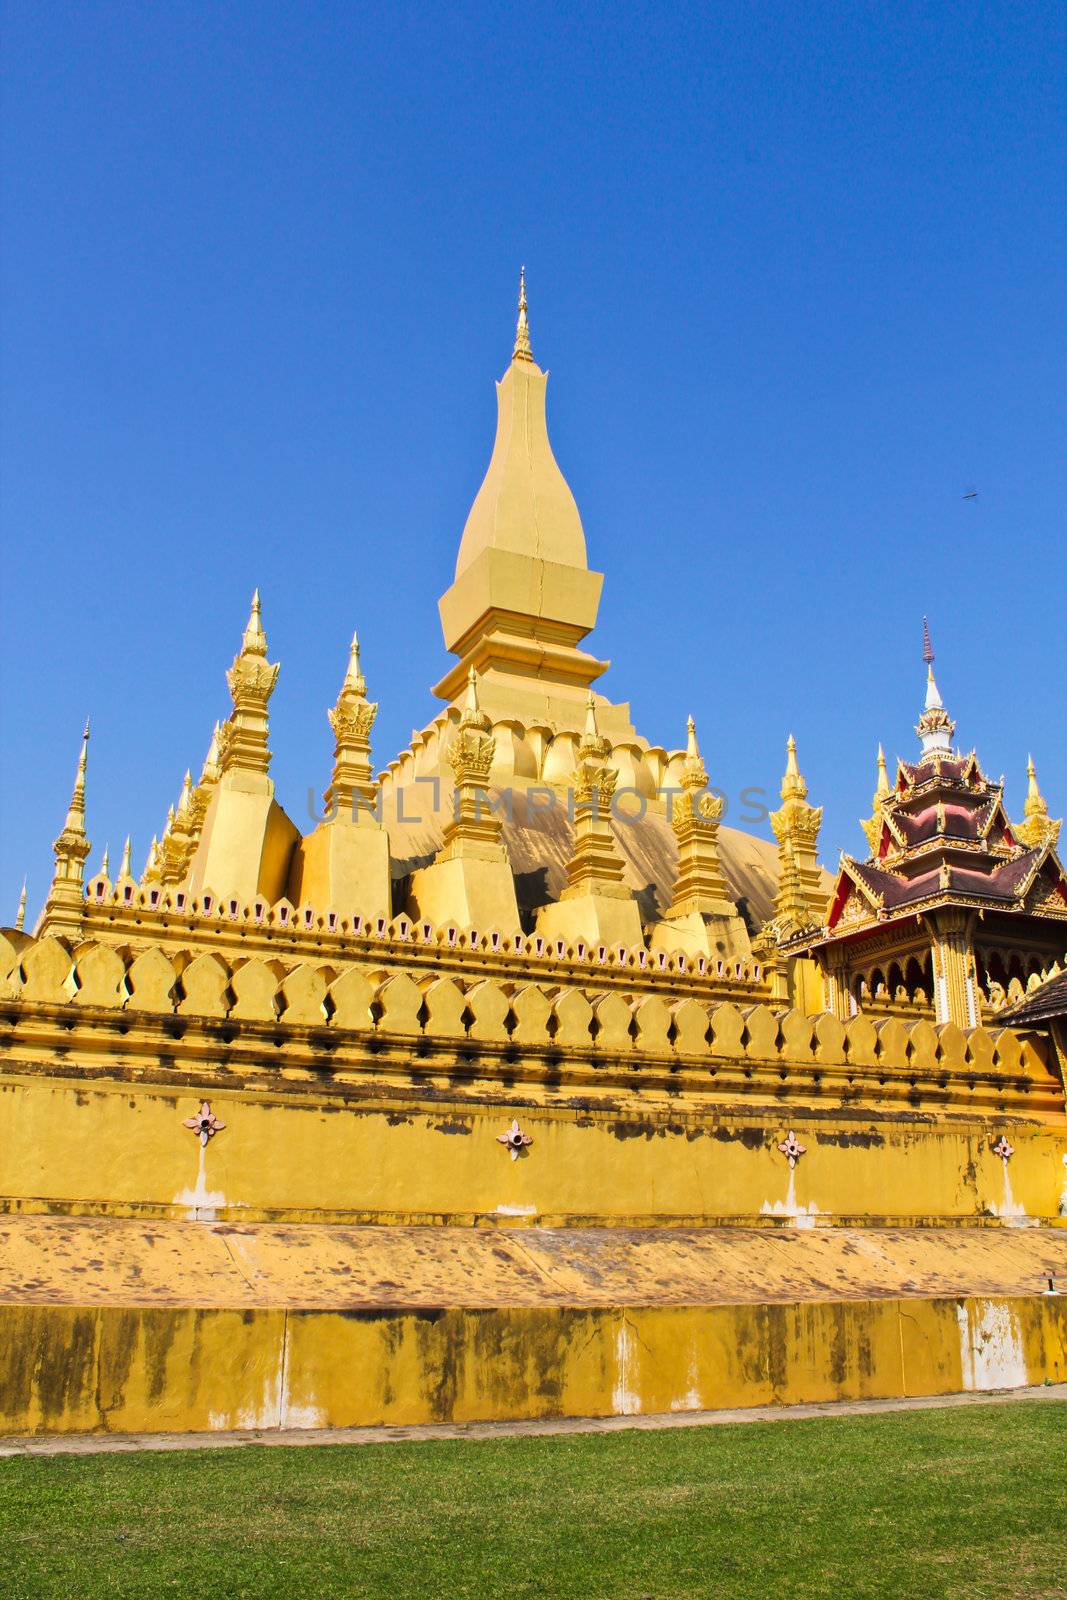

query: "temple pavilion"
(784, 623), (1067, 1026)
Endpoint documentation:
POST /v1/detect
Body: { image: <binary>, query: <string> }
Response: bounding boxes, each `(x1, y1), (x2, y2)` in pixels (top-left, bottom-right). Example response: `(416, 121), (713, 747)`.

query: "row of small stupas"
(30, 277), (1067, 1029)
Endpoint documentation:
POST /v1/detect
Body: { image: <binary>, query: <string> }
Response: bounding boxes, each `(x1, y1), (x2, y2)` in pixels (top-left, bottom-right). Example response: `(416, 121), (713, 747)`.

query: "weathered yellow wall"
(2, 1294), (1064, 1436)
(3, 1072), (1066, 1226)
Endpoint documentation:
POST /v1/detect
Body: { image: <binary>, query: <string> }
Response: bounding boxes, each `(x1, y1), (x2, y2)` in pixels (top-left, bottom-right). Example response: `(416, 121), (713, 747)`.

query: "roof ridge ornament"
(512, 265), (533, 363)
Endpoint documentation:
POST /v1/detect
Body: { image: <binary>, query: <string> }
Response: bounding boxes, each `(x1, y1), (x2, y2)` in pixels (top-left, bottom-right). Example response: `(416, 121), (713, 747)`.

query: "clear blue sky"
(3, 1), (1065, 921)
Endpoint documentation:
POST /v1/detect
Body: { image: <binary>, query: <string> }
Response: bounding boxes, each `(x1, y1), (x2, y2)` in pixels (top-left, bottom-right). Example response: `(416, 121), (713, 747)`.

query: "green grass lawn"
(1, 1402), (1064, 1600)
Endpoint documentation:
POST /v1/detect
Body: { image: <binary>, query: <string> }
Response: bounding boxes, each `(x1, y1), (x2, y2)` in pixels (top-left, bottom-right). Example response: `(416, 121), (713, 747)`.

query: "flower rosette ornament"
(183, 1101), (225, 1147)
(497, 1119), (533, 1161)
(778, 1129), (805, 1168)
(992, 1135), (1014, 1163)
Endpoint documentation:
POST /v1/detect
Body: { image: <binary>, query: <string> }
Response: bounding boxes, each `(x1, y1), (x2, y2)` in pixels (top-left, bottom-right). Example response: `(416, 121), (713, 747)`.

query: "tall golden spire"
(438, 667), (504, 861)
(324, 631), (379, 819)
(218, 590), (280, 778)
(117, 836), (133, 883)
(1015, 754), (1062, 850)
(512, 265), (533, 363)
(42, 720), (92, 937)
(770, 735), (826, 934)
(664, 714), (736, 921)
(560, 693), (628, 897)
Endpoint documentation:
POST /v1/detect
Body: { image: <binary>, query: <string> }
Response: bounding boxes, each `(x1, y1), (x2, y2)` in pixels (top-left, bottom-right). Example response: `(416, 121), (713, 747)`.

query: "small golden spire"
(118, 837), (132, 880)
(41, 720), (93, 937)
(1026, 754), (1042, 809)
(177, 770), (193, 820)
(460, 665), (490, 730)
(875, 744), (890, 802)
(15, 879), (26, 931)
(1016, 754), (1062, 850)
(512, 265), (533, 363)
(63, 719), (90, 835)
(686, 714), (700, 761)
(100, 844), (110, 879)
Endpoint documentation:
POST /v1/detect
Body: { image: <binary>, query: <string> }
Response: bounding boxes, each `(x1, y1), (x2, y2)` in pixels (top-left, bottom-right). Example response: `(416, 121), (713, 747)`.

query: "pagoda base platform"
(2, 1218), (1065, 1436)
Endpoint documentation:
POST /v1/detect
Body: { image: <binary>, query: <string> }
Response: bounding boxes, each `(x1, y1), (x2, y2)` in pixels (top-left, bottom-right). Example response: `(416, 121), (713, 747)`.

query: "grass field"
(1, 1402), (1064, 1599)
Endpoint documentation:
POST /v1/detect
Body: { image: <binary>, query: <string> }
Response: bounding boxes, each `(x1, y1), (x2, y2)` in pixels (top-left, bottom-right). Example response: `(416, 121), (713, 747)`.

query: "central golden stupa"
(1, 277), (1064, 1438)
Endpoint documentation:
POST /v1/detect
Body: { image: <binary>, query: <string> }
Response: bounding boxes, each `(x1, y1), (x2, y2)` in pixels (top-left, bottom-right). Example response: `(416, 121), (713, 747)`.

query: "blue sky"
(3, 0), (1065, 920)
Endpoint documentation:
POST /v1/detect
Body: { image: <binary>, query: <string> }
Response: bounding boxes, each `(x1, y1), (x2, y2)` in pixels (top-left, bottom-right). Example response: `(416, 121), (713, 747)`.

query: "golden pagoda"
(1, 279), (1065, 1440)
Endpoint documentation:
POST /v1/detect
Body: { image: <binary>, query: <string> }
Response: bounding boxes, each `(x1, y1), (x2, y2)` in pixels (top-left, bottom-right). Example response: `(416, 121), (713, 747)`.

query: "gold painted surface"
(3, 1216), (1066, 1309)
(2, 1070), (1066, 1225)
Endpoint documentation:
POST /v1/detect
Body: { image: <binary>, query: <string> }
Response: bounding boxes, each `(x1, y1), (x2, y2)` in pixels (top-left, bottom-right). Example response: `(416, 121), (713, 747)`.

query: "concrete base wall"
(3, 1218), (1066, 1436)
(3, 1293), (1065, 1436)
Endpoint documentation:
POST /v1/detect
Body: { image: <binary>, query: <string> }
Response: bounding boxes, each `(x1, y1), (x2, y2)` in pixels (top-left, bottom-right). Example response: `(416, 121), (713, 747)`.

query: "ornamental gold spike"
(512, 265), (533, 363)
(15, 878), (26, 931)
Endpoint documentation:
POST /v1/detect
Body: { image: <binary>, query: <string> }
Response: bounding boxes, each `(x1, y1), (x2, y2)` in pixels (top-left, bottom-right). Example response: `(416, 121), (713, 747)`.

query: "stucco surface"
(5, 1216), (1065, 1310)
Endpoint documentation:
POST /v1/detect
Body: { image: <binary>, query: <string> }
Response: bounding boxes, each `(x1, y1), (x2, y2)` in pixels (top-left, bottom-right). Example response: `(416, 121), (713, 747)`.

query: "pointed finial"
(1025, 754), (1048, 821)
(100, 844), (110, 879)
(512, 265), (533, 363)
(119, 836), (132, 879)
(781, 734), (808, 801)
(1016, 753), (1061, 849)
(875, 744), (890, 800)
(61, 718), (90, 835)
(916, 621), (955, 756)
(341, 630), (367, 697)
(15, 879), (26, 931)
(241, 589), (267, 656)
(686, 714), (700, 760)
(585, 691), (599, 739)
(458, 664), (491, 732)
(200, 722), (222, 784)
